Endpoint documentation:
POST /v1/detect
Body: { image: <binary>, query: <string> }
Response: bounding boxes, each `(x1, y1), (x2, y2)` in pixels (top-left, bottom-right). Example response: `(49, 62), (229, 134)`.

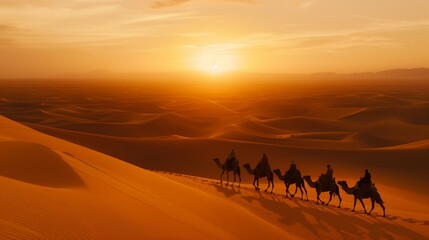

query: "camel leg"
(292, 184), (298, 198)
(378, 201), (386, 217)
(256, 178), (260, 190)
(317, 192), (324, 205)
(220, 169), (225, 185)
(270, 178), (274, 194)
(298, 186), (303, 200)
(266, 176), (274, 194)
(252, 177), (257, 190)
(359, 198), (367, 213)
(352, 197), (357, 212)
(337, 189), (342, 208)
(326, 192), (333, 206)
(226, 171), (230, 186)
(264, 177), (270, 192)
(237, 170), (241, 188)
(369, 199), (375, 215)
(285, 184), (289, 197)
(232, 172), (236, 186)
(302, 183), (308, 201)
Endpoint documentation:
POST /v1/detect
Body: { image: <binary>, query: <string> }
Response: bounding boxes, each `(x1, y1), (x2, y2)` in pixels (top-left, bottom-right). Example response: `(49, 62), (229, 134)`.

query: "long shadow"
(209, 182), (242, 198)
(156, 171), (428, 239)
(241, 190), (428, 239)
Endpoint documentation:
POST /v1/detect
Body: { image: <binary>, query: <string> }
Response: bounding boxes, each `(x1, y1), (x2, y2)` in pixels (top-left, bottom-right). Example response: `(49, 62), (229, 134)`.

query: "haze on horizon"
(0, 0), (428, 78)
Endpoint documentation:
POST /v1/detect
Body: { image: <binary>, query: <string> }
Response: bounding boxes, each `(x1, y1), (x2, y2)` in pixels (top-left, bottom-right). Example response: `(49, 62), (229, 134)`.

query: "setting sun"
(0, 1), (428, 239)
(189, 45), (240, 73)
(211, 64), (219, 73)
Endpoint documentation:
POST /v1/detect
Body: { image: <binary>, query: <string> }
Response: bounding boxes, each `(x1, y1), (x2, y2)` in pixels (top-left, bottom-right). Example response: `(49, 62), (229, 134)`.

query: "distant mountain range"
(310, 68), (429, 79)
(52, 67), (429, 80)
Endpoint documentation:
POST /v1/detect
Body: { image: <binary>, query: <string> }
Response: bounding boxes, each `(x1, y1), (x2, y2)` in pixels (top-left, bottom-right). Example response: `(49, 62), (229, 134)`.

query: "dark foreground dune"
(0, 116), (428, 239)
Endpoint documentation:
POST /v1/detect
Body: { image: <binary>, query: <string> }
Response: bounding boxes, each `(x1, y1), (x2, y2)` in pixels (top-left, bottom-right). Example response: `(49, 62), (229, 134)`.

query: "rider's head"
(327, 164), (331, 168)
(365, 169), (368, 173)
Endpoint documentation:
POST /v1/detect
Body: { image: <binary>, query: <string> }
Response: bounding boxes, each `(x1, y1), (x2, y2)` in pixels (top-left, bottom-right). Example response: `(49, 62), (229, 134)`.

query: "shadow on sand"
(157, 171), (428, 240)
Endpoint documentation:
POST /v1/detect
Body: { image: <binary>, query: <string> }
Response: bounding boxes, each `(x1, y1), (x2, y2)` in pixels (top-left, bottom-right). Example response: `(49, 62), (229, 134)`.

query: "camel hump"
(226, 157), (238, 169)
(256, 161), (271, 174)
(287, 168), (302, 178)
(359, 182), (378, 194)
(318, 175), (335, 189)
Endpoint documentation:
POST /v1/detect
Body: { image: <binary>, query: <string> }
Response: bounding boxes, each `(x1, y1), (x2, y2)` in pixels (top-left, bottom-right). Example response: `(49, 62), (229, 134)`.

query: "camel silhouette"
(213, 158), (241, 187)
(337, 180), (385, 217)
(243, 162), (274, 193)
(273, 169), (308, 200)
(303, 175), (342, 207)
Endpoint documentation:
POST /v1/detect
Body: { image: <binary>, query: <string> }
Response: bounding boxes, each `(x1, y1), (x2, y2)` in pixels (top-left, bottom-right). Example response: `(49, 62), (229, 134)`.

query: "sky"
(0, 0), (428, 78)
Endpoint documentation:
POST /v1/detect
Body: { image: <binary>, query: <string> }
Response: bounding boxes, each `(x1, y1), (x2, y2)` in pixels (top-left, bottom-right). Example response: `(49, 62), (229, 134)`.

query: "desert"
(0, 76), (428, 239)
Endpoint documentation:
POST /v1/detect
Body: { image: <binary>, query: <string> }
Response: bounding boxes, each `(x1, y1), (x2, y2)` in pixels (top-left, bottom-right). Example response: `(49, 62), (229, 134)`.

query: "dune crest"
(0, 141), (84, 187)
(0, 116), (298, 239)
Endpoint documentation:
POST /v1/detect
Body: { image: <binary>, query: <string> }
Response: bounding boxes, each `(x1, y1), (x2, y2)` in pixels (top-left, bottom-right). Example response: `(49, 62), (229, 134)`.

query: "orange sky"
(0, 0), (428, 78)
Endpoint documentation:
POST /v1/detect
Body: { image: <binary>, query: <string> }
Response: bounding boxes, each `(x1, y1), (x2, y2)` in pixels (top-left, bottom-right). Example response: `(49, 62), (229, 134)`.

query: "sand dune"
(0, 116), (428, 239)
(0, 116), (298, 239)
(0, 79), (428, 238)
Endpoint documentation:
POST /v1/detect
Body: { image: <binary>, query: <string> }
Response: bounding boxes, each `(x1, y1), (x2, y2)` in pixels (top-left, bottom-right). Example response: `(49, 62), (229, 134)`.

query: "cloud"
(150, 0), (254, 9)
(0, 24), (17, 45)
(150, 0), (190, 9)
(0, 0), (55, 7)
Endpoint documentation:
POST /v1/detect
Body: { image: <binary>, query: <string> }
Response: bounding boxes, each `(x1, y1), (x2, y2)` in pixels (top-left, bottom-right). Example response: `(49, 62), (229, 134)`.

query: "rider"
(261, 153), (269, 164)
(319, 164), (334, 185)
(227, 149), (236, 161)
(326, 164), (334, 179)
(357, 169), (372, 188)
(287, 160), (297, 178)
(226, 149), (237, 168)
(257, 153), (270, 173)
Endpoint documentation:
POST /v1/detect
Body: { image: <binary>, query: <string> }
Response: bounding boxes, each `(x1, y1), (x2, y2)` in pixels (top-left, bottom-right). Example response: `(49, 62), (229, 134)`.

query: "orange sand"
(0, 77), (428, 239)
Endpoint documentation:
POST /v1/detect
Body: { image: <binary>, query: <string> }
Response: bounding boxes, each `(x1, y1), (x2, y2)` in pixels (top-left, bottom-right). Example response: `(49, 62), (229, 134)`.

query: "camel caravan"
(213, 150), (386, 217)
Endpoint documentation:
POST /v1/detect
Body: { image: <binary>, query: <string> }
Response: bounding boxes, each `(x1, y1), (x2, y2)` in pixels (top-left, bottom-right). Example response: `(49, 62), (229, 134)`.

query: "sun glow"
(190, 46), (240, 73)
(211, 64), (219, 73)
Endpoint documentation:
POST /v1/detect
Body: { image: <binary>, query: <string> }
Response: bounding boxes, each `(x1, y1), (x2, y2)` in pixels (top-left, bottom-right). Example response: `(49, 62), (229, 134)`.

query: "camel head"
(242, 163), (253, 175)
(273, 169), (284, 180)
(337, 180), (351, 188)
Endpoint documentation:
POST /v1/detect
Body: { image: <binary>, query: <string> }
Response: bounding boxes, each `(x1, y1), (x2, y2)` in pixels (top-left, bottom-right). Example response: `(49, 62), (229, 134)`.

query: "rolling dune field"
(0, 77), (428, 239)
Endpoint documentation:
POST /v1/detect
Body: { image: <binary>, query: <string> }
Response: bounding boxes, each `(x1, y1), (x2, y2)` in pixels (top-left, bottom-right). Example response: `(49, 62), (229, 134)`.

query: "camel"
(303, 175), (342, 207)
(337, 180), (385, 217)
(213, 158), (241, 187)
(273, 169), (308, 200)
(243, 162), (274, 193)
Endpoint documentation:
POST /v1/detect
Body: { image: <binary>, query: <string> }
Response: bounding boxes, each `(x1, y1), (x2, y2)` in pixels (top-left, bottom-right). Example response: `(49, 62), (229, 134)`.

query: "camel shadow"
(209, 182), (242, 198)
(241, 191), (427, 239)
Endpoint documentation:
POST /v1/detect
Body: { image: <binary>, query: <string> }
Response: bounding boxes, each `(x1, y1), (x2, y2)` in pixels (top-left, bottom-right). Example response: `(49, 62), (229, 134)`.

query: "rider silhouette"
(326, 164), (333, 179)
(257, 153), (269, 173)
(357, 169), (372, 188)
(287, 160), (297, 178)
(226, 149), (237, 169)
(318, 164), (334, 186)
